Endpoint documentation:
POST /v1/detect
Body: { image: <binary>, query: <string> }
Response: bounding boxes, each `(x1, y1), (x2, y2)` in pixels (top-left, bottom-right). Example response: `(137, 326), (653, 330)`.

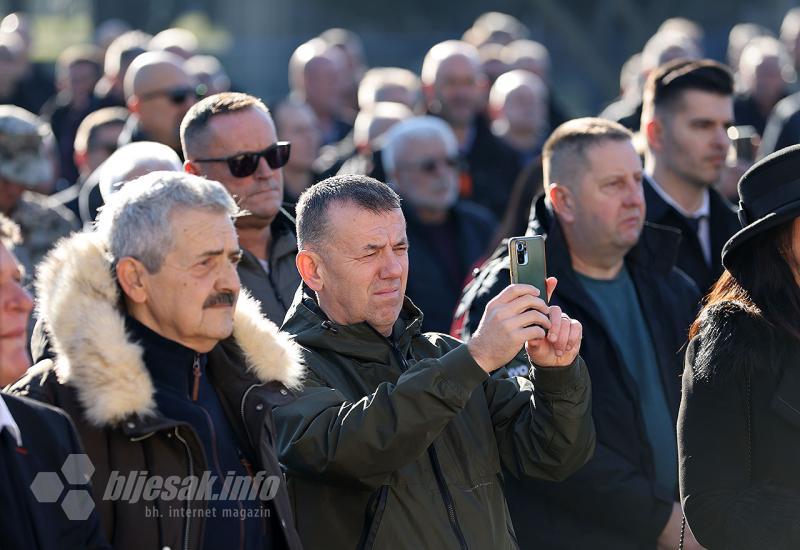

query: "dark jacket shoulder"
(690, 301), (775, 382)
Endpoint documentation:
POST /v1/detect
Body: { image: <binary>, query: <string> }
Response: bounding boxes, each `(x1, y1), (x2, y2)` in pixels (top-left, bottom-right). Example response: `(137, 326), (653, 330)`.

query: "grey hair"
(381, 115), (458, 176)
(296, 174), (401, 250)
(95, 171), (239, 272)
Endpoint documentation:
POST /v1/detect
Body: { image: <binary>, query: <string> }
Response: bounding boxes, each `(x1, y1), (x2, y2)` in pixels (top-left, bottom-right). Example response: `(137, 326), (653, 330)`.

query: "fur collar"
(35, 232), (304, 428)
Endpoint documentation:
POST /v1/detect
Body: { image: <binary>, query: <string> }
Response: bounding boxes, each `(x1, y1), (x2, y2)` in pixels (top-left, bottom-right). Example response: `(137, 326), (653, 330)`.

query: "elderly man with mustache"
(10, 171), (305, 550)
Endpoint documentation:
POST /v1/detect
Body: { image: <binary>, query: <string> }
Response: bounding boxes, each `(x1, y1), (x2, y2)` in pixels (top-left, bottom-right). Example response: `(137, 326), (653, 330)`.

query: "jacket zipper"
(192, 354), (247, 548)
(174, 427), (194, 550)
(191, 355), (201, 401)
(388, 340), (469, 550)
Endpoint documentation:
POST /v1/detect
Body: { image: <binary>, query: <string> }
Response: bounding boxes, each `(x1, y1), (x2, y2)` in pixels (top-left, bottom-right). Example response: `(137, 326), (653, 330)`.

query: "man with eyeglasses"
(120, 51), (199, 159)
(182, 92), (302, 325)
(383, 115), (496, 333)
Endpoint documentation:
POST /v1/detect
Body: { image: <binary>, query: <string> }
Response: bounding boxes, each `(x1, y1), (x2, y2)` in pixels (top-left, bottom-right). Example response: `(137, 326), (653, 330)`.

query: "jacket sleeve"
(493, 351), (674, 540)
(273, 344), (488, 488)
(487, 356), (595, 483)
(679, 336), (800, 549)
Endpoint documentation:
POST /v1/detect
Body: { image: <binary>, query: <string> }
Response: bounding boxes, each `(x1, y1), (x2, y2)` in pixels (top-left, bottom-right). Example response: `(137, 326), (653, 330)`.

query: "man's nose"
(381, 250), (404, 279)
(255, 155), (277, 179)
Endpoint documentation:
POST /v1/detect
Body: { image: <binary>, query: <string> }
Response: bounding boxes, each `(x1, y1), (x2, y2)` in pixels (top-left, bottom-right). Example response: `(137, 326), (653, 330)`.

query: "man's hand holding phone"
(467, 277), (583, 373)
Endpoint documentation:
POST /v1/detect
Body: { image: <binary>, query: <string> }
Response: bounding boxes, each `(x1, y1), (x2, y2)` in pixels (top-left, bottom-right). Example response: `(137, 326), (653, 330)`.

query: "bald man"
(288, 38), (351, 145)
(421, 40), (522, 218)
(489, 69), (550, 165)
(119, 51), (197, 157)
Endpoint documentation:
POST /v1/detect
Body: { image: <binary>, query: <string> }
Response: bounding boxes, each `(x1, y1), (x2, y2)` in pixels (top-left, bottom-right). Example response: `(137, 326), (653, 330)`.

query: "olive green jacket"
(274, 289), (595, 549)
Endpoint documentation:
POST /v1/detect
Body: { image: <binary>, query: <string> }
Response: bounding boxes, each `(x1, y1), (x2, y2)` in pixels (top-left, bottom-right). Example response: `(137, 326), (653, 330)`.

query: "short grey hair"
(296, 174), (401, 250)
(95, 171), (239, 272)
(382, 116), (458, 176)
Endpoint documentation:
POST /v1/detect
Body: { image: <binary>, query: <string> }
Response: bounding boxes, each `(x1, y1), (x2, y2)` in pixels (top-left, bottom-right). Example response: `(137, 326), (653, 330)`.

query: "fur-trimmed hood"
(35, 231), (304, 428)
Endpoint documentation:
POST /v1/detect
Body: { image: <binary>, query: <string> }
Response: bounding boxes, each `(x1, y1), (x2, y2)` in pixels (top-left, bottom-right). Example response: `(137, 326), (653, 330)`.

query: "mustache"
(203, 292), (236, 308)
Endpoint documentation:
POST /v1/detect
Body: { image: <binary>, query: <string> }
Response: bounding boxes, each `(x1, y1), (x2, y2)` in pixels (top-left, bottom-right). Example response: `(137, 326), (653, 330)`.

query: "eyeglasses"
(401, 155), (461, 174)
(139, 86), (203, 105)
(193, 142), (292, 178)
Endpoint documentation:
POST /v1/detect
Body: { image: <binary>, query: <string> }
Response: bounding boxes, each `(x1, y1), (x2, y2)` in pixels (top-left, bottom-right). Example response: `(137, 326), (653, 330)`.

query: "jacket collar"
(526, 194), (683, 277)
(34, 232), (304, 428)
(282, 285), (424, 364)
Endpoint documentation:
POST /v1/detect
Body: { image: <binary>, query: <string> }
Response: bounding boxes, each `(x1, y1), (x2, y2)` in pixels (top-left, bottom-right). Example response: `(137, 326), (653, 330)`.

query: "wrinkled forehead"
(166, 207), (237, 255)
(326, 204), (406, 250)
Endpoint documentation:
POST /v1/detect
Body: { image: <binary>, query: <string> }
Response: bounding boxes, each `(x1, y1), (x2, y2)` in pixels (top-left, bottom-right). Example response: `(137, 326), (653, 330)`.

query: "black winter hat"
(722, 144), (800, 270)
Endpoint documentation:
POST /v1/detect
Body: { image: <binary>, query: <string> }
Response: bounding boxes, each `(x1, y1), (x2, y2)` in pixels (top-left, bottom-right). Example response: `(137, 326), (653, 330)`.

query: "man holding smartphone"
(456, 117), (701, 549)
(273, 174), (595, 549)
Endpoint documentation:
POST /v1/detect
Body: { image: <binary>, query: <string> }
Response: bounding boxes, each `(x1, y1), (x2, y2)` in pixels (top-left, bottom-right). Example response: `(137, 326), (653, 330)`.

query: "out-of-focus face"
(655, 90), (733, 188)
(752, 54), (787, 108)
(304, 54), (345, 118)
(187, 108), (283, 230)
(310, 204), (408, 337)
(67, 61), (100, 99)
(133, 62), (197, 149)
(84, 122), (124, 175)
(127, 208), (242, 353)
(501, 83), (548, 137)
(0, 240), (33, 385)
(392, 134), (459, 212)
(567, 139), (646, 256)
(276, 104), (321, 171)
(429, 55), (483, 127)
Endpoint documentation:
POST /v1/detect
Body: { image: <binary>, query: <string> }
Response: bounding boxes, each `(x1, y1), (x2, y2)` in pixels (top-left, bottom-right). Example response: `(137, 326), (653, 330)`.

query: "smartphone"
(508, 236), (548, 303)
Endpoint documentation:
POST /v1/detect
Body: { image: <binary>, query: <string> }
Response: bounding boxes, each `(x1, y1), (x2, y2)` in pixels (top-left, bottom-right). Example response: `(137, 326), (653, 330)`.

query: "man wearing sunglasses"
(182, 92), (302, 325)
(120, 51), (199, 159)
(383, 115), (496, 333)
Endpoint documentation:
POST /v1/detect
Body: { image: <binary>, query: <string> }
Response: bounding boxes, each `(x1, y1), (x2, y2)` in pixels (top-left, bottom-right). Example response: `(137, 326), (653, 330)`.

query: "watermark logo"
(31, 453), (281, 521)
(30, 453), (95, 521)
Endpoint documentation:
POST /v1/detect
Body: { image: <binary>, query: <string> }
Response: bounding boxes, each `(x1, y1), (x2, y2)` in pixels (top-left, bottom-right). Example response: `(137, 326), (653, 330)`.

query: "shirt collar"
(649, 177), (710, 219)
(0, 395), (23, 447)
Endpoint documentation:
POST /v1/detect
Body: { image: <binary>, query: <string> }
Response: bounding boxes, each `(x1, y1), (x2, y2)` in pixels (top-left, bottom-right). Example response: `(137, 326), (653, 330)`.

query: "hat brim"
(722, 199), (800, 270)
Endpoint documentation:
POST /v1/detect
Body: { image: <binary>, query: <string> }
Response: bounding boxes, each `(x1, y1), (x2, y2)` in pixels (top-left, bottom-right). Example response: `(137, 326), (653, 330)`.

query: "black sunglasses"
(140, 86), (203, 105)
(194, 142), (292, 178)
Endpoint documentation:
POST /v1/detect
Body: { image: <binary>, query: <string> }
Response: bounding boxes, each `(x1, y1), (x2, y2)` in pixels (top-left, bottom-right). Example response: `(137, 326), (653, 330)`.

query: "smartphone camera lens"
(515, 242), (525, 252)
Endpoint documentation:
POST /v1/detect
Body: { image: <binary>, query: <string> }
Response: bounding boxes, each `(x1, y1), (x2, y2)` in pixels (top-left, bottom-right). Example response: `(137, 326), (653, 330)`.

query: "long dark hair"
(689, 218), (800, 341)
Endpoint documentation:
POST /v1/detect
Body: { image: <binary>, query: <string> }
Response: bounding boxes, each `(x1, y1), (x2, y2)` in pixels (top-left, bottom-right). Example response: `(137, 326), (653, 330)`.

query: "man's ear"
(127, 96), (140, 115)
(116, 257), (149, 304)
(644, 117), (664, 153)
(73, 150), (88, 173)
(548, 183), (576, 224)
(184, 160), (201, 175)
(296, 250), (324, 291)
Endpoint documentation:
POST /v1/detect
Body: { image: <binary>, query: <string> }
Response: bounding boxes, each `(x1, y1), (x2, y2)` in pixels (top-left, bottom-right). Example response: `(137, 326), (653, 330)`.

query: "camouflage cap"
(0, 105), (53, 188)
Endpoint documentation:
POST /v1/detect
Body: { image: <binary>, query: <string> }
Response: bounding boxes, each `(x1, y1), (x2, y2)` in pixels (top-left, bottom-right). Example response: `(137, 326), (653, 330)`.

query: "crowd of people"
(2, 7), (800, 549)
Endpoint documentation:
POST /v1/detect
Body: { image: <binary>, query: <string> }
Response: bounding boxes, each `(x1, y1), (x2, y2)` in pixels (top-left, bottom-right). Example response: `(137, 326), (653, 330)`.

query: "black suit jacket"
(0, 393), (108, 549)
(644, 176), (740, 295)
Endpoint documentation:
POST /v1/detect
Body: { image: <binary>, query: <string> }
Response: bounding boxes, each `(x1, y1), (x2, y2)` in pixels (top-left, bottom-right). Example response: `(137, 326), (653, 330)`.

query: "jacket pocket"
(357, 485), (390, 550)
